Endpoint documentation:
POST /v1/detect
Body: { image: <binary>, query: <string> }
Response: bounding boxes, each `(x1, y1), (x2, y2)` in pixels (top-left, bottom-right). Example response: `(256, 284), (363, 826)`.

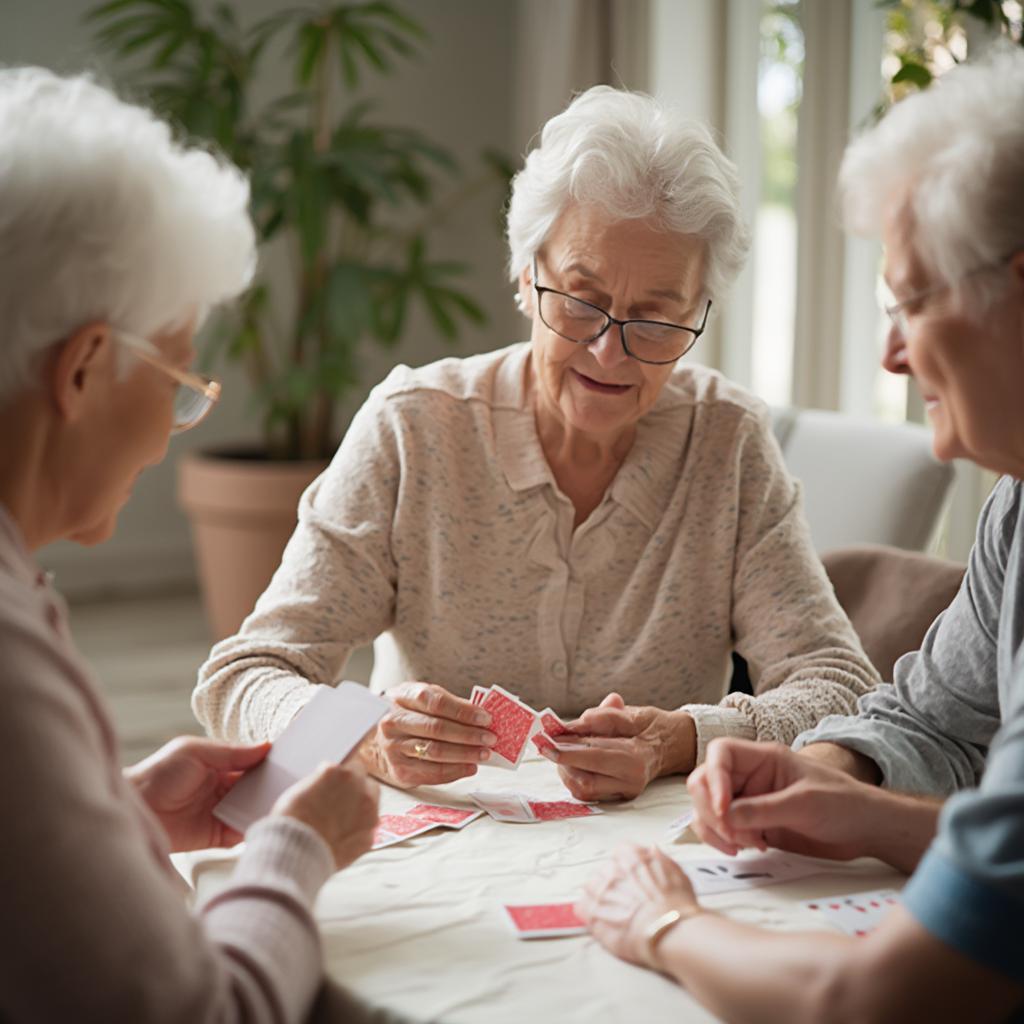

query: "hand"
(687, 737), (882, 859)
(534, 693), (695, 802)
(362, 682), (496, 788)
(272, 762), (380, 870)
(577, 844), (700, 968)
(126, 736), (271, 852)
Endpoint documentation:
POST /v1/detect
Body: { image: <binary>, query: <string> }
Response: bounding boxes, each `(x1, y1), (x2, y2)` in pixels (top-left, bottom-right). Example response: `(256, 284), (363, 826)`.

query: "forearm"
(799, 741), (882, 784)
(655, 912), (853, 1024)
(861, 789), (941, 874)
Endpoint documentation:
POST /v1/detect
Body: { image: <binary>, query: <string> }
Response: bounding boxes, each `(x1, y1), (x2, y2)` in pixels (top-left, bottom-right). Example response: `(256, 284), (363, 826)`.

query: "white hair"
(0, 67), (256, 404)
(840, 42), (1024, 310)
(506, 85), (750, 304)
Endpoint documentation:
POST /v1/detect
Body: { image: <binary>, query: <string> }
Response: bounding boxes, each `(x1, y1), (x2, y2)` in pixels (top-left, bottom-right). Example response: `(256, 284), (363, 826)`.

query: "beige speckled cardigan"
(194, 343), (879, 763)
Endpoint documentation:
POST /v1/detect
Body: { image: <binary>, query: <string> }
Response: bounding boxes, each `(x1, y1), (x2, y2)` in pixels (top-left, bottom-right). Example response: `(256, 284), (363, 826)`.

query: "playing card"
(665, 809), (696, 840)
(683, 850), (824, 896)
(470, 791), (537, 823)
(538, 708), (571, 737)
(802, 889), (901, 937)
(503, 902), (587, 939)
(405, 803), (483, 829)
(470, 685), (489, 706)
(371, 813), (439, 849)
(214, 683), (389, 834)
(526, 799), (602, 821)
(479, 685), (539, 769)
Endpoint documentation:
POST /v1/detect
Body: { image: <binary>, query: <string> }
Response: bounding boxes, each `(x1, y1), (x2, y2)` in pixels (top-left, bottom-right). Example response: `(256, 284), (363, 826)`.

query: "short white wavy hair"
(840, 42), (1024, 310)
(0, 67), (256, 405)
(506, 86), (750, 304)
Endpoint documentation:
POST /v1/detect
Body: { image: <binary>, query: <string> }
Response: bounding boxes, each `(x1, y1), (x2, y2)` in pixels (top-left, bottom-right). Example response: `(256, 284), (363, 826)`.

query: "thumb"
(600, 692), (626, 710)
(194, 740), (272, 771)
(726, 788), (805, 833)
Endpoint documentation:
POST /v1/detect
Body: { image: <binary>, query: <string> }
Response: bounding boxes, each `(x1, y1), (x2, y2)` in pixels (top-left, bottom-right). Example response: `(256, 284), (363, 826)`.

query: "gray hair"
(506, 85), (751, 304)
(840, 42), (1024, 310)
(0, 67), (256, 404)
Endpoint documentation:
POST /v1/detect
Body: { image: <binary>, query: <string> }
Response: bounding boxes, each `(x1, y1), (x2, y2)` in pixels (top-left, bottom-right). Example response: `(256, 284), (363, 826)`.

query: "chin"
(68, 515), (119, 546)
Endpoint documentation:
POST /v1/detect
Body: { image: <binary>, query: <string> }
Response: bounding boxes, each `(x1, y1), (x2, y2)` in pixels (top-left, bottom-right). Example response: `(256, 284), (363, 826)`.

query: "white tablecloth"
(175, 754), (906, 1024)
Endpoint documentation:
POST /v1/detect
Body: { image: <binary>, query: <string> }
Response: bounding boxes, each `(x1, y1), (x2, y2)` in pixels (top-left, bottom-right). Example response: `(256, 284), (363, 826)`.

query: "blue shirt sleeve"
(902, 658), (1024, 985)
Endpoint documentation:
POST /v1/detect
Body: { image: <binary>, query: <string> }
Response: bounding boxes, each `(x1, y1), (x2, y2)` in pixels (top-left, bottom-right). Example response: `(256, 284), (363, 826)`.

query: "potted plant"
(88, 0), (512, 638)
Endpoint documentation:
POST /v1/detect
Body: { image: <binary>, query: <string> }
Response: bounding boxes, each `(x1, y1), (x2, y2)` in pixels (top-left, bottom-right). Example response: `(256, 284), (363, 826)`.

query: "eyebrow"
(561, 261), (688, 306)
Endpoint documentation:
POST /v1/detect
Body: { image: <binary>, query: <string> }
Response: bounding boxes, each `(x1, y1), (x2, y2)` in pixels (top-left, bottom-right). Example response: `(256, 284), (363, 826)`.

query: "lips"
(572, 369), (632, 394)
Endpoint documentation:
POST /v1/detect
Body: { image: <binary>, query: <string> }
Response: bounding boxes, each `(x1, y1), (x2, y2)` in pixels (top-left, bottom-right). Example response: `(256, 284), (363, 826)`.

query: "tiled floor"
(69, 592), (373, 766)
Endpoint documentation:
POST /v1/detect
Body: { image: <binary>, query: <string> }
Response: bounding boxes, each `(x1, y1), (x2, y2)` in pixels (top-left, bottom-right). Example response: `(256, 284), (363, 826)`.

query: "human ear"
(46, 322), (114, 423)
(516, 264), (535, 317)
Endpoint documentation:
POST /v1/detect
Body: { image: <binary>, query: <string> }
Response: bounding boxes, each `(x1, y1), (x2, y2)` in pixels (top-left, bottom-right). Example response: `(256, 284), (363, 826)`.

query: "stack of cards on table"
(469, 791), (602, 823)
(372, 802), (483, 849)
(469, 684), (572, 770)
(502, 902), (587, 939)
(214, 682), (389, 834)
(801, 889), (901, 936)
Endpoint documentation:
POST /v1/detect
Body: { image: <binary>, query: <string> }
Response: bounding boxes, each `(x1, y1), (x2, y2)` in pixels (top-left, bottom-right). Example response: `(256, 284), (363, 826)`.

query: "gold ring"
(413, 741), (429, 759)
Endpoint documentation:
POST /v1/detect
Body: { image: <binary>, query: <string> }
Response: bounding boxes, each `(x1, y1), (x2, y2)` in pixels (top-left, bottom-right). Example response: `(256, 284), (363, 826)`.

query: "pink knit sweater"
(0, 505), (334, 1023)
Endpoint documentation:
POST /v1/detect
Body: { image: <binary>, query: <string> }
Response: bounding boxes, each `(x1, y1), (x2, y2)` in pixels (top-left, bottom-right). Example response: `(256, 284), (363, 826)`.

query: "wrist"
(798, 742), (882, 785)
(642, 900), (705, 971)
(861, 789), (941, 872)
(655, 710), (697, 778)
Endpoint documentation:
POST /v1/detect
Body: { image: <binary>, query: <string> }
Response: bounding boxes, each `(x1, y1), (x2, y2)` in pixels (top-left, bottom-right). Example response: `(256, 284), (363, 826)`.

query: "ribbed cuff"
(680, 704), (757, 766)
(229, 816), (334, 905)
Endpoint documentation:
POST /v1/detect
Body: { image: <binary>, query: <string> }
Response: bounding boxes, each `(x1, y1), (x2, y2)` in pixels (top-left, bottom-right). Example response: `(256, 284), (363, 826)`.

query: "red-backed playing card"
(371, 813), (438, 849)
(503, 902), (587, 939)
(538, 708), (571, 737)
(480, 685), (538, 768)
(406, 803), (482, 829)
(526, 800), (602, 821)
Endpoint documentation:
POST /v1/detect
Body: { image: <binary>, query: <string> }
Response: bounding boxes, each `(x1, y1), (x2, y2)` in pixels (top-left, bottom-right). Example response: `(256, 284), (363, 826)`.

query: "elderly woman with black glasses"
(195, 86), (878, 800)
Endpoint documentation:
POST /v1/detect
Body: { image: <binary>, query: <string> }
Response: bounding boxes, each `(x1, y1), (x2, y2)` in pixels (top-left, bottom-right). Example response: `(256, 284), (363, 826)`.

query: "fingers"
(176, 737), (273, 770)
(687, 769), (741, 855)
(391, 756), (479, 786)
(727, 788), (805, 834)
(558, 764), (637, 803)
(388, 682), (492, 729)
(398, 737), (492, 764)
(572, 706), (641, 738)
(600, 692), (626, 710)
(381, 708), (496, 750)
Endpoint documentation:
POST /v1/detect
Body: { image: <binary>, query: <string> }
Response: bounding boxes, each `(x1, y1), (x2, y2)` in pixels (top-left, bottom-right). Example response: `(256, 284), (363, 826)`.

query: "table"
(175, 753), (907, 1024)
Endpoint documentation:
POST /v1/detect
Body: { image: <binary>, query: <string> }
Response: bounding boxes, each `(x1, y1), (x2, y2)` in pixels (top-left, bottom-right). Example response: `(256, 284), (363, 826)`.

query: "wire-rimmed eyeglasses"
(117, 331), (221, 432)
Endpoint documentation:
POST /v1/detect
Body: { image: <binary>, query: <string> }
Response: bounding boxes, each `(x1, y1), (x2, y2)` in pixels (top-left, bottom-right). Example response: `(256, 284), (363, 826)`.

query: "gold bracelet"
(643, 908), (684, 970)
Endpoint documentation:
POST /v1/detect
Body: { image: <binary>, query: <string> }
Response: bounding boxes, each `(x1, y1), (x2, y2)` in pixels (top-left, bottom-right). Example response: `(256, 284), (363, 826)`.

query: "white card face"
(664, 809), (696, 841)
(470, 791), (537, 823)
(802, 889), (901, 936)
(214, 683), (389, 834)
(682, 851), (823, 895)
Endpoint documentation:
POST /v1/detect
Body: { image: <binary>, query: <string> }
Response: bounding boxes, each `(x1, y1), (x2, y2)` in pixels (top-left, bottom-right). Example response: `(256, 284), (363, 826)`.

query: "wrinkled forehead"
(881, 196), (929, 292)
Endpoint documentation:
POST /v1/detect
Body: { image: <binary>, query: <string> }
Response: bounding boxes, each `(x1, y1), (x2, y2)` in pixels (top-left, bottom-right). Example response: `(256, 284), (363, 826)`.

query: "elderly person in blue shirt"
(579, 45), (1024, 1023)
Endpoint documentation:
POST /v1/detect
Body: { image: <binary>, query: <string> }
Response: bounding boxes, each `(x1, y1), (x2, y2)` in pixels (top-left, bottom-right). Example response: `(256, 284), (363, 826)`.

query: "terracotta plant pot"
(178, 449), (328, 641)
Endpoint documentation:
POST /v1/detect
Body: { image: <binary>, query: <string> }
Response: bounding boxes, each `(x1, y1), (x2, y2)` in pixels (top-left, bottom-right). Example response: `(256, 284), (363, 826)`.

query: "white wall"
(1, 0), (521, 595)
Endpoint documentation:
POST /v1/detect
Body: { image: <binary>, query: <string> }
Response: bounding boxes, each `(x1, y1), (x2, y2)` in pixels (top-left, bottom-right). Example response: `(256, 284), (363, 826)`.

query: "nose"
(881, 323), (911, 376)
(588, 322), (629, 369)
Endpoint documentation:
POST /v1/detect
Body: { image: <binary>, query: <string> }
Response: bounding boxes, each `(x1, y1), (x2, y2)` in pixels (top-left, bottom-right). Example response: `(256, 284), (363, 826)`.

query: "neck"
(533, 399), (635, 474)
(0, 398), (63, 552)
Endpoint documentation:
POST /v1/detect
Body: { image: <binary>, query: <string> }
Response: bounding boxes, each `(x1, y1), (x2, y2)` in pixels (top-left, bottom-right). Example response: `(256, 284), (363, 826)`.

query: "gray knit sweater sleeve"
(794, 477), (1018, 795)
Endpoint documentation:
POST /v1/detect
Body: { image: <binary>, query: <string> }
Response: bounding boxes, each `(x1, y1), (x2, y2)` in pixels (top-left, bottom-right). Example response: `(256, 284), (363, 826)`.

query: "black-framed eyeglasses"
(531, 255), (710, 365)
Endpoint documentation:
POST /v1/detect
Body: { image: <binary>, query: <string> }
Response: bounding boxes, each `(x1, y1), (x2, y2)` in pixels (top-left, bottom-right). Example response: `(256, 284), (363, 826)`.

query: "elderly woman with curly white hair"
(0, 68), (380, 1022)
(195, 85), (879, 801)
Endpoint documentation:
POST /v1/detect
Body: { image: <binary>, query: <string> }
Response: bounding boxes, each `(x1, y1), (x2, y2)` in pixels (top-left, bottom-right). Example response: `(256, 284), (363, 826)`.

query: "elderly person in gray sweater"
(581, 46), (1024, 1024)
(0, 68), (378, 1023)
(194, 85), (879, 803)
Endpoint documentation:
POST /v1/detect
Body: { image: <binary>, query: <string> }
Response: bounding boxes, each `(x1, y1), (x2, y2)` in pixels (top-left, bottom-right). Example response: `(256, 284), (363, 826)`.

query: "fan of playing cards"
(469, 684), (571, 769)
